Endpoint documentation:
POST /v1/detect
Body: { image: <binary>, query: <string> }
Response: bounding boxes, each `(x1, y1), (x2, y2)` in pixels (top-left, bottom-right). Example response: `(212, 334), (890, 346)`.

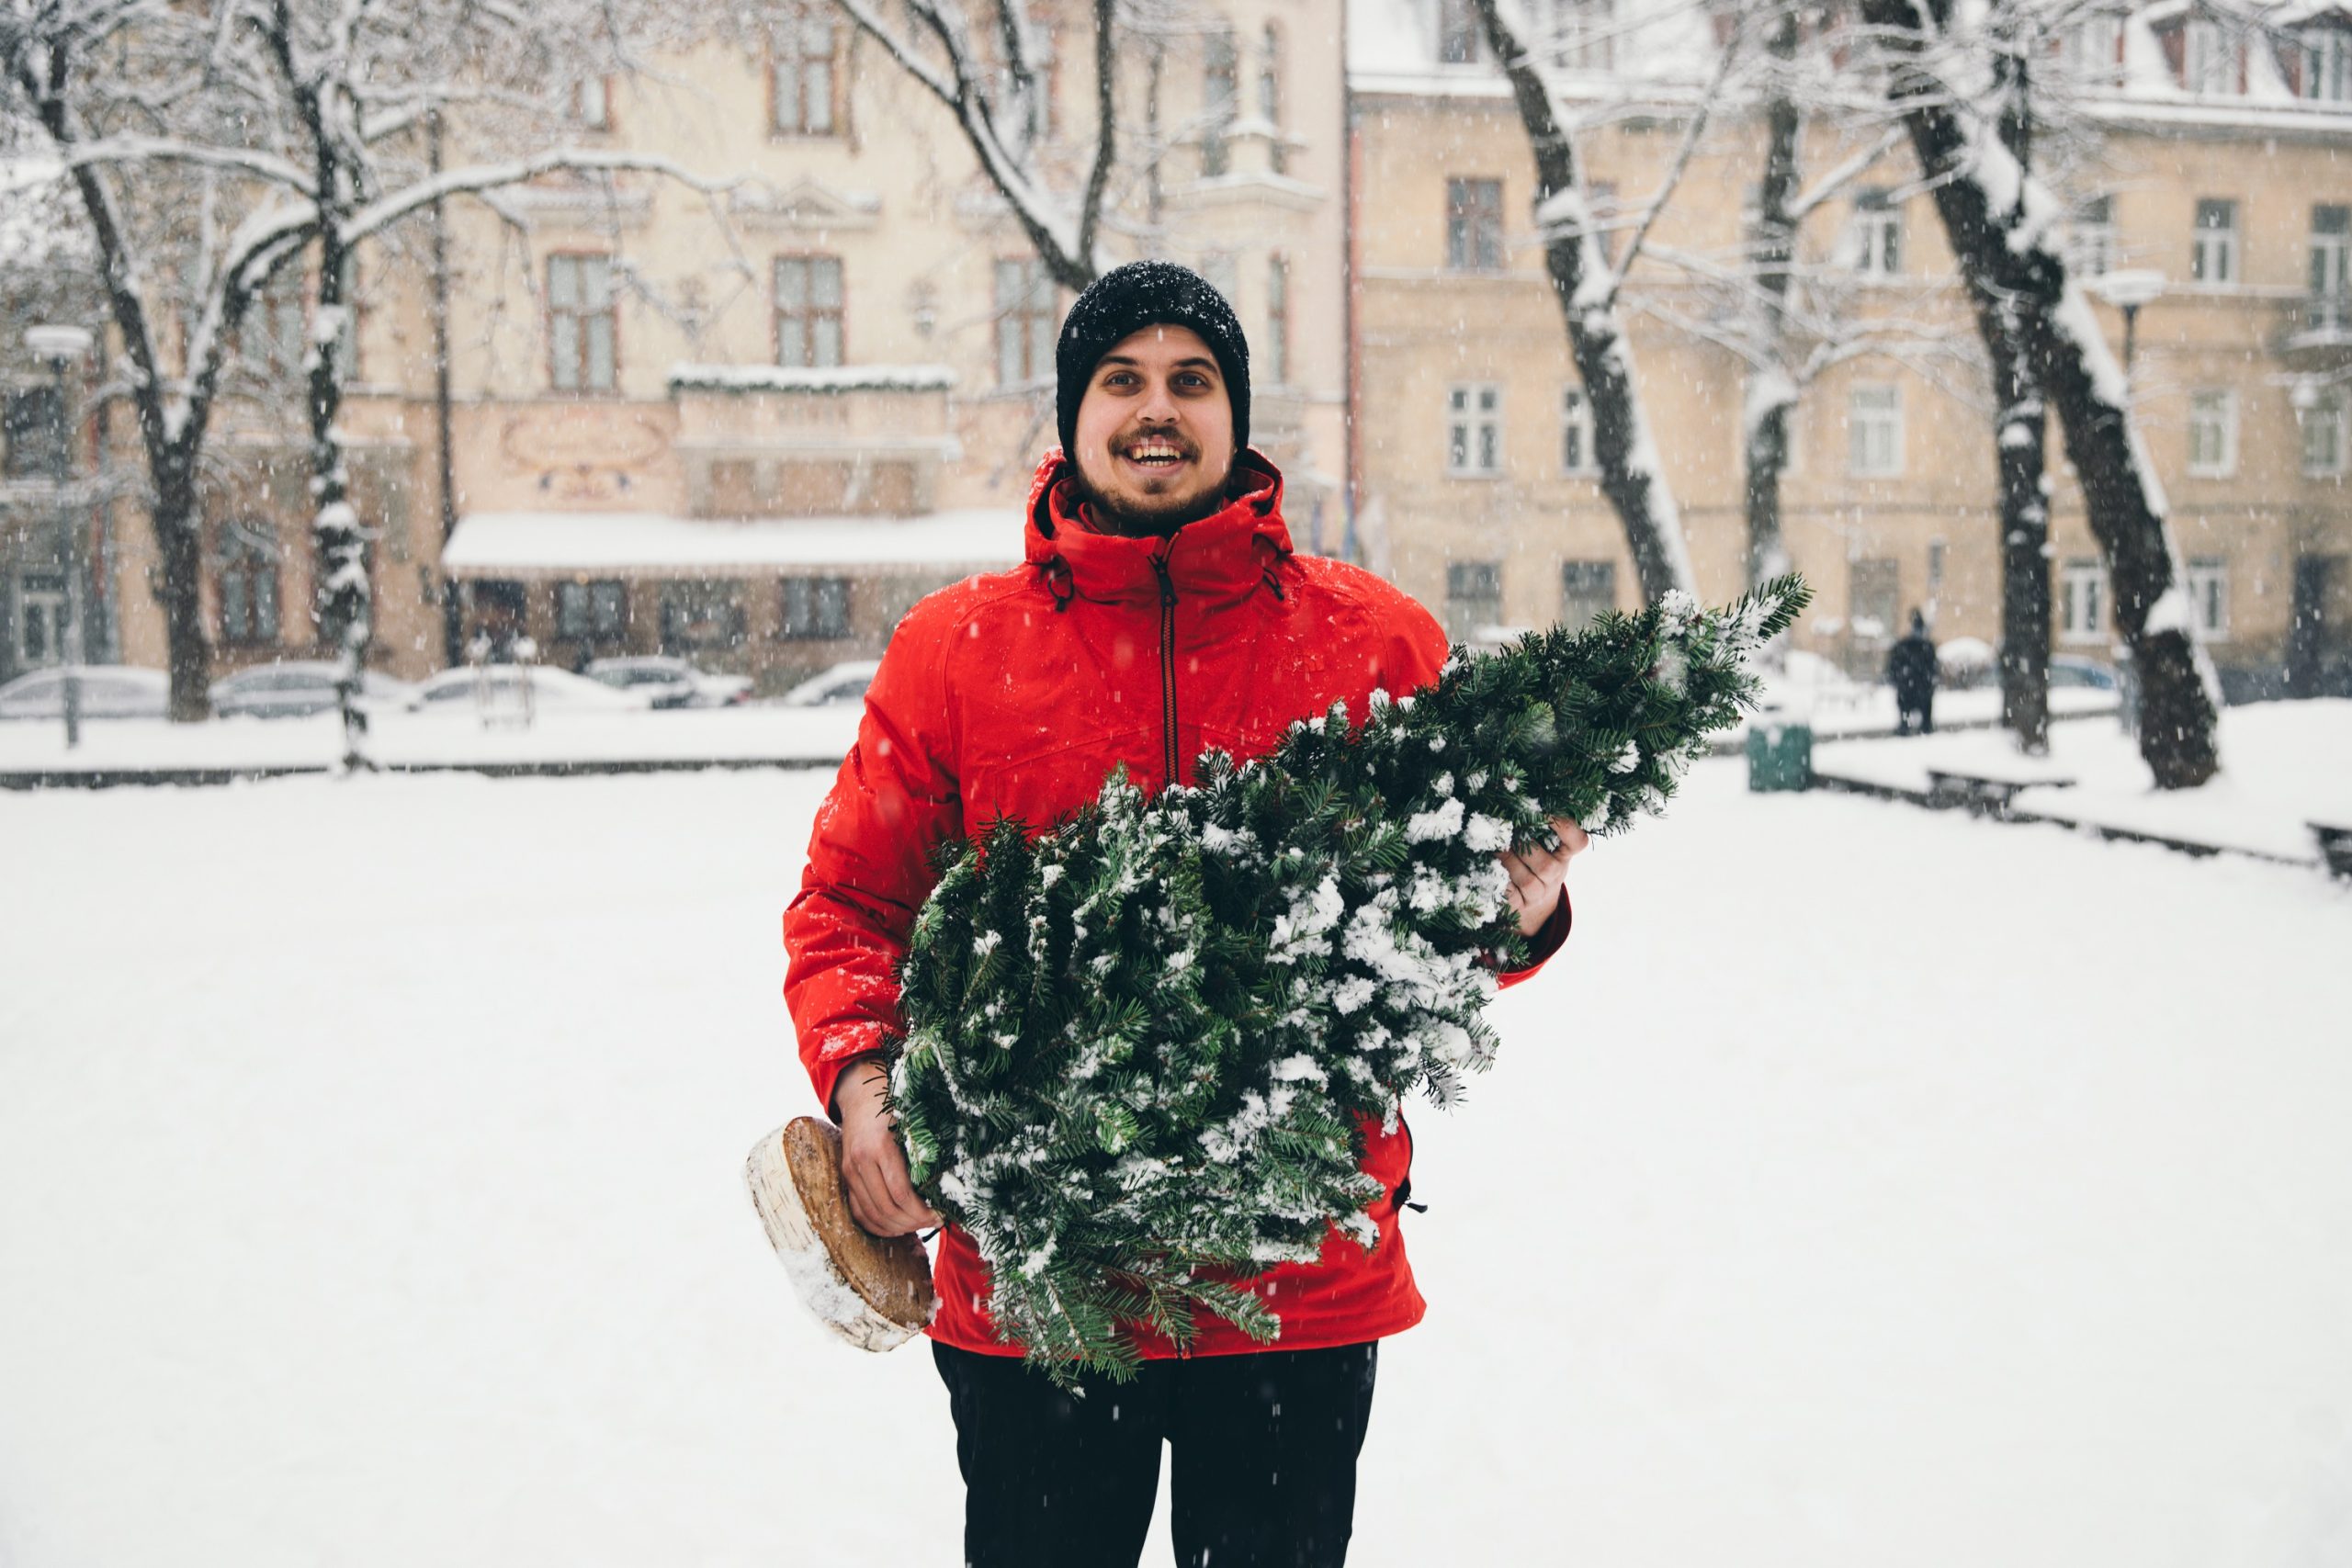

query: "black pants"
(933, 1339), (1379, 1568)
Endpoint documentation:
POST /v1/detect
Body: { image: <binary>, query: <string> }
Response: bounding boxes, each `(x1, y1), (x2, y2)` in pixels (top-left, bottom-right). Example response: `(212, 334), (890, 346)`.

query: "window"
(781, 575), (853, 639)
(1849, 188), (1902, 277)
(1438, 0), (1484, 64)
(1447, 383), (1503, 476)
(2183, 18), (2244, 95)
(2312, 206), (2350, 331)
(1847, 383), (1902, 477)
(330, 250), (361, 383)
(242, 279), (307, 379)
(570, 74), (612, 130)
(1545, 0), (1616, 70)
(1445, 560), (1503, 640)
(2061, 559), (2108, 643)
(2302, 28), (2352, 101)
(2072, 195), (2116, 277)
(3, 385), (65, 479)
(775, 255), (845, 368)
(15, 570), (66, 665)
(216, 524), (280, 648)
(1446, 177), (1504, 271)
(2188, 389), (2237, 477)
(772, 9), (839, 135)
(994, 258), (1057, 386)
(2191, 198), (2239, 284)
(2185, 558), (2230, 641)
(2064, 11), (2124, 85)
(1560, 560), (1615, 631)
(1203, 29), (1238, 177)
(1260, 24), (1286, 175)
(1561, 386), (1595, 473)
(555, 580), (628, 641)
(2301, 385), (2347, 475)
(1265, 254), (1290, 388)
(659, 581), (747, 653)
(548, 254), (616, 392)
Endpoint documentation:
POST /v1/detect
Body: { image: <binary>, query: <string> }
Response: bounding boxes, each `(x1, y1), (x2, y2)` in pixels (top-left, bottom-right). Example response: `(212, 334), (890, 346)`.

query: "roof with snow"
(440, 509), (1023, 577)
(1346, 0), (2352, 130)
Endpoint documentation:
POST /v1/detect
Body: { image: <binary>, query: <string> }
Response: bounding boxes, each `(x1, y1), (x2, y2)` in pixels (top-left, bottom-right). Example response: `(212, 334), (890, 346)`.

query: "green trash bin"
(1746, 716), (1813, 792)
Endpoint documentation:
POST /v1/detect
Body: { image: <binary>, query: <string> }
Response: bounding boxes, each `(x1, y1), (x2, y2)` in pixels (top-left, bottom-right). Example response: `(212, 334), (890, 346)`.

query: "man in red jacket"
(784, 260), (1583, 1567)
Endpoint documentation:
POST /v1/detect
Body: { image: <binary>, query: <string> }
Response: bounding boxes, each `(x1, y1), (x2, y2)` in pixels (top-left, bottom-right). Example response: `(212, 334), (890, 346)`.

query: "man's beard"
(1069, 458), (1238, 538)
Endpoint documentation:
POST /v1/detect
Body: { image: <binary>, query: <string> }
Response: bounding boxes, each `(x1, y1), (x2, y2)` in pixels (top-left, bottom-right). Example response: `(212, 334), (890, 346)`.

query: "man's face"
(1069, 324), (1237, 535)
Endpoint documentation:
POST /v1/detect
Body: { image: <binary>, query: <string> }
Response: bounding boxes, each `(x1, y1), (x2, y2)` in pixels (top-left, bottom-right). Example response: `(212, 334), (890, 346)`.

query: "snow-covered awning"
(440, 508), (1023, 579)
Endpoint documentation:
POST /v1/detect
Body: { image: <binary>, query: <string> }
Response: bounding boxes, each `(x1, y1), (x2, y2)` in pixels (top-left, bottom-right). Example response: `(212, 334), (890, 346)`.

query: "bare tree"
(2, 0), (733, 732)
(1854, 0), (2221, 787)
(1465, 0), (1698, 606)
(824, 0), (1122, 290)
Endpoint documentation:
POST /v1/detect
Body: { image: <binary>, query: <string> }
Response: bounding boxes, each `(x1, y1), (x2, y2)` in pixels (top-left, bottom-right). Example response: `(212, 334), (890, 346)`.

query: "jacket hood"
(1023, 446), (1293, 608)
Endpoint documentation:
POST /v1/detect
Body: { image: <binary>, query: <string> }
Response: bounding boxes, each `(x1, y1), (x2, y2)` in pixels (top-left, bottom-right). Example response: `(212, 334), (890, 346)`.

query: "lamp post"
(25, 323), (94, 749)
(2091, 269), (2165, 383)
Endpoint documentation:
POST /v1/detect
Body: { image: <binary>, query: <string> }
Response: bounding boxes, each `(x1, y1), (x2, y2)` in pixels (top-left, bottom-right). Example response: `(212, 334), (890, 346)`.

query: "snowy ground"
(1815, 699), (2352, 863)
(0, 703), (862, 773)
(0, 685), (2106, 776)
(4, 761), (2349, 1568)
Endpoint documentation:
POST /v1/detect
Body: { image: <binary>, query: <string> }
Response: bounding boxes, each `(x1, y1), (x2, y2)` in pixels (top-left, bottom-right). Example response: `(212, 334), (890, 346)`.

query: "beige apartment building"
(6, 0), (1352, 693)
(8, 0), (2350, 702)
(1346, 0), (2352, 700)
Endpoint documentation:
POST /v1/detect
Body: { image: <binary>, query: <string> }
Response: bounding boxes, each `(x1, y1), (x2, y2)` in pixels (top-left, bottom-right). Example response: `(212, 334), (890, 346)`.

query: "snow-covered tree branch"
(1853, 0), (2221, 787)
(824, 0), (1119, 290)
(1465, 0), (1697, 606)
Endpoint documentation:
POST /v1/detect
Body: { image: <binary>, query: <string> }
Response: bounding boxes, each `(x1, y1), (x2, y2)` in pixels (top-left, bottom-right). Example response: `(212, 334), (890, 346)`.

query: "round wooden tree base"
(745, 1117), (936, 1351)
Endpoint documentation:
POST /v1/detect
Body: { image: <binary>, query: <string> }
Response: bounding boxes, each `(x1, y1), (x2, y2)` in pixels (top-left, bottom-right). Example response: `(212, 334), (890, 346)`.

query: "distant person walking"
(1887, 608), (1937, 736)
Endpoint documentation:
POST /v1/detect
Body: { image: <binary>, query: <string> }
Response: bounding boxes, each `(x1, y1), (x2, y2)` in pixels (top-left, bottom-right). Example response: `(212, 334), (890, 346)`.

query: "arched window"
(217, 521), (281, 648)
(1259, 23), (1284, 174)
(1203, 29), (1238, 176)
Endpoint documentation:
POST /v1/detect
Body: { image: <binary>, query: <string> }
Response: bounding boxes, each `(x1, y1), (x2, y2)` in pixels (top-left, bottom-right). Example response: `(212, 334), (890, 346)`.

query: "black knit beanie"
(1056, 259), (1250, 460)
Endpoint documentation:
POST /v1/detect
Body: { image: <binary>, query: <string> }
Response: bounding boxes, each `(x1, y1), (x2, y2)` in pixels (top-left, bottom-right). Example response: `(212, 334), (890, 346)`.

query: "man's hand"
(831, 1057), (944, 1238)
(1499, 816), (1590, 937)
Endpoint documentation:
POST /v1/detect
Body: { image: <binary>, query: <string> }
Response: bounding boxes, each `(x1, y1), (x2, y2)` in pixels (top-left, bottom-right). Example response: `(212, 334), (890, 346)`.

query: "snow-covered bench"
(1927, 768), (2078, 818)
(2312, 822), (2352, 879)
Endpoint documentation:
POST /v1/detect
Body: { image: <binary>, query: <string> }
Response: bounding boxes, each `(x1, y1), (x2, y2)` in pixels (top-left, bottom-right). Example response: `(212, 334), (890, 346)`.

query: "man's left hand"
(1499, 817), (1590, 938)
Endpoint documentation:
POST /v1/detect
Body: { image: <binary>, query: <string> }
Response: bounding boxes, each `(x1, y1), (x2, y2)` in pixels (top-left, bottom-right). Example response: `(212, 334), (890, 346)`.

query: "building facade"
(1345, 0), (2352, 700)
(6, 0), (2349, 703)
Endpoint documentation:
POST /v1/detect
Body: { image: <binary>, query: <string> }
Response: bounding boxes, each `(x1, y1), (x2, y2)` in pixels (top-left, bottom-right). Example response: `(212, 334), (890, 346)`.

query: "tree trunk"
(1469, 0), (1697, 606)
(152, 458), (212, 723)
(1744, 6), (1801, 590)
(1862, 0), (2219, 786)
(1994, 345), (2052, 750)
(1988, 16), (2050, 753)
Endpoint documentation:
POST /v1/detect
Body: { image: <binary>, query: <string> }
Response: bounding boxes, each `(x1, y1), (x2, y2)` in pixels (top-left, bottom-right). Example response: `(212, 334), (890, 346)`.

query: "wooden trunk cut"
(745, 1117), (936, 1352)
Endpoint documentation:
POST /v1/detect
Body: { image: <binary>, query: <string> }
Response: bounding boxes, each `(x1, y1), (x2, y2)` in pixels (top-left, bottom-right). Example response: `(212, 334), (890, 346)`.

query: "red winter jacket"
(783, 447), (1570, 1359)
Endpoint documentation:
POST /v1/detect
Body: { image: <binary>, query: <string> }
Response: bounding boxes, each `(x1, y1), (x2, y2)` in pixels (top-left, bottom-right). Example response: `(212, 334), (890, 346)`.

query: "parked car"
(0, 665), (169, 720)
(582, 655), (753, 709)
(211, 661), (419, 719)
(2049, 654), (2119, 690)
(411, 665), (652, 713)
(775, 660), (879, 708)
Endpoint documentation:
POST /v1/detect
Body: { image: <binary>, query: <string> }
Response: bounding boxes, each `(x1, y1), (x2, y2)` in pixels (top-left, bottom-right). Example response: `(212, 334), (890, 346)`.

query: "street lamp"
(24, 323), (94, 749)
(2090, 269), (2165, 382)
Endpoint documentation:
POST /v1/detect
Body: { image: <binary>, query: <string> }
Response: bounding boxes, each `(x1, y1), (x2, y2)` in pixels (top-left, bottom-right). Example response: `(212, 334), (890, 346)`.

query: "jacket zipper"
(1148, 549), (1179, 787)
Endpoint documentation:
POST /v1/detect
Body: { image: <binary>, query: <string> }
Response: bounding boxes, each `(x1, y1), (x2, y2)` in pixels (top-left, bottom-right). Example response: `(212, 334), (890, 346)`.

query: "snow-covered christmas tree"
(888, 574), (1810, 1382)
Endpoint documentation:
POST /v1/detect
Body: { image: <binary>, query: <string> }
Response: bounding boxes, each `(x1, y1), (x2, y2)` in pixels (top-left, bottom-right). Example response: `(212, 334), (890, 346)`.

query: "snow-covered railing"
(665, 365), (959, 395)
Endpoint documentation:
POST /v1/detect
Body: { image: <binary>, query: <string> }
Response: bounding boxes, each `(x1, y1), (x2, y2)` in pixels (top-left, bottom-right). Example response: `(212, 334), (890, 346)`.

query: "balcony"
(666, 364), (962, 519)
(2285, 293), (2352, 360)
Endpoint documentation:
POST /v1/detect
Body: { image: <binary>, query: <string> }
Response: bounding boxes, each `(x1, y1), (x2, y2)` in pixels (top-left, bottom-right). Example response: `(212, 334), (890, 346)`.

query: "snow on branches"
(887, 574), (1811, 1383)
